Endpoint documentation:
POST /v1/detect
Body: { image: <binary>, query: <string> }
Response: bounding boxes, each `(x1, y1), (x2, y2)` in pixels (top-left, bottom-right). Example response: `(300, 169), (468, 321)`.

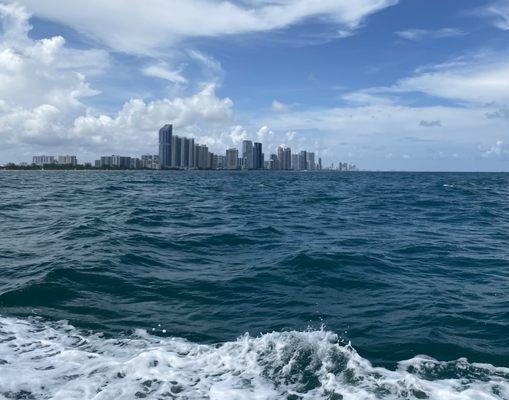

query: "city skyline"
(16, 124), (354, 171)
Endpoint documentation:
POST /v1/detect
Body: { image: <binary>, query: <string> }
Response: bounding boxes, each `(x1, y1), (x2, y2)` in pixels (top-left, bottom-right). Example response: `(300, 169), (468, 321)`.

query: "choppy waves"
(1, 317), (508, 400)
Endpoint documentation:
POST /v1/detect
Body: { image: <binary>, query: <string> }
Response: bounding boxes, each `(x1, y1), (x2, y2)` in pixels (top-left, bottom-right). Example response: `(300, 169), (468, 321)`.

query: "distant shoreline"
(1, 168), (508, 173)
(0, 167), (352, 172)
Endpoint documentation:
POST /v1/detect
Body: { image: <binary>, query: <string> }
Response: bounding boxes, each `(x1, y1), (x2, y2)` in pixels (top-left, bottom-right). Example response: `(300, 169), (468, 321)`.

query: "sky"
(1, 0), (509, 170)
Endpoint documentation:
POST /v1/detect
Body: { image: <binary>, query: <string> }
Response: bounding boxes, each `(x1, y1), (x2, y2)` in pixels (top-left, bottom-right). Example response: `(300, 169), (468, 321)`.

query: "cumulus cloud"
(0, 3), (106, 151)
(16, 0), (399, 55)
(481, 140), (509, 159)
(71, 84), (233, 151)
(257, 126), (274, 141)
(227, 125), (248, 144)
(395, 28), (464, 41)
(0, 4), (235, 158)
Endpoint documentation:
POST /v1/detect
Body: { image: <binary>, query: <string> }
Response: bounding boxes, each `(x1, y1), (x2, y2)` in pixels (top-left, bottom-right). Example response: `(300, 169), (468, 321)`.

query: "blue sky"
(1, 0), (509, 170)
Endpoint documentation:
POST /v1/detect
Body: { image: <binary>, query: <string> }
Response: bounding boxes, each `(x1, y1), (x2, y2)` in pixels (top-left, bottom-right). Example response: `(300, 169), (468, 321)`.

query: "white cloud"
(0, 3), (107, 151)
(483, 1), (509, 30)
(0, 4), (235, 159)
(142, 63), (188, 84)
(71, 84), (234, 151)
(227, 125), (248, 144)
(16, 0), (398, 55)
(257, 125), (274, 141)
(395, 60), (509, 104)
(395, 28), (464, 41)
(271, 100), (290, 112)
(285, 131), (297, 141)
(359, 54), (509, 106)
(481, 140), (509, 158)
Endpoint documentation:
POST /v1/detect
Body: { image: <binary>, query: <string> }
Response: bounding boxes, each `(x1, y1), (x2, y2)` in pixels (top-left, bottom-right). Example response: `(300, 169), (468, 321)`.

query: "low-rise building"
(32, 155), (55, 166)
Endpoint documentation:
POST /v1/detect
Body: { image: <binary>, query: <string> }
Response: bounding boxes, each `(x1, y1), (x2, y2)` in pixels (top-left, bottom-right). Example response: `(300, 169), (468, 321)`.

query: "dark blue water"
(1, 171), (508, 399)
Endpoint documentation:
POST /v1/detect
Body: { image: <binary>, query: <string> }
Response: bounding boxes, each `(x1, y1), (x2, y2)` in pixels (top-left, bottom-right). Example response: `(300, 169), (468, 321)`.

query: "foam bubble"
(0, 316), (508, 399)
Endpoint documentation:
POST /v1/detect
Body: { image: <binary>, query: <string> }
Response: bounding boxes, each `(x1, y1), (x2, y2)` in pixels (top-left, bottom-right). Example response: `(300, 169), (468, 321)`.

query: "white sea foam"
(0, 316), (508, 399)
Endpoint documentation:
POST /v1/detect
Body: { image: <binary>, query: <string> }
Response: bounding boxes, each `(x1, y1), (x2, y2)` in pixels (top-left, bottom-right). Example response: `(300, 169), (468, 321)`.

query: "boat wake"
(0, 316), (508, 399)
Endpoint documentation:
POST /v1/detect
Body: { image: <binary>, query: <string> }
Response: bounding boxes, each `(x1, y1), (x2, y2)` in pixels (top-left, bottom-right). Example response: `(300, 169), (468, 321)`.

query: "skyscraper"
(278, 145), (292, 170)
(307, 152), (315, 170)
(270, 154), (279, 170)
(188, 138), (195, 168)
(242, 140), (253, 169)
(171, 136), (182, 168)
(299, 150), (307, 170)
(195, 144), (209, 169)
(253, 142), (263, 169)
(291, 154), (300, 170)
(158, 124), (172, 169)
(181, 137), (190, 168)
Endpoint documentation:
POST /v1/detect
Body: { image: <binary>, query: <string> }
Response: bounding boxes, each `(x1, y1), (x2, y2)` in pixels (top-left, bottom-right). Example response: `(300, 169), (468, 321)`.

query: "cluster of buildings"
(32, 155), (78, 167)
(21, 124), (363, 172)
(158, 124), (322, 171)
(333, 162), (358, 172)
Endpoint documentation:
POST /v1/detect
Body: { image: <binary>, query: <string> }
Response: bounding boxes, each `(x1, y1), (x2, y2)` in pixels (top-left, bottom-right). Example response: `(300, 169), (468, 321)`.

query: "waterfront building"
(242, 140), (253, 169)
(180, 137), (190, 168)
(141, 154), (159, 169)
(171, 135), (181, 168)
(213, 154), (226, 169)
(112, 155), (131, 169)
(278, 145), (292, 170)
(130, 158), (141, 169)
(207, 152), (214, 170)
(188, 138), (195, 169)
(264, 160), (274, 170)
(100, 156), (113, 168)
(269, 154), (279, 170)
(307, 152), (315, 170)
(32, 155), (55, 166)
(226, 148), (239, 170)
(291, 154), (300, 171)
(253, 142), (263, 169)
(195, 144), (209, 169)
(299, 150), (307, 170)
(57, 155), (77, 166)
(159, 124), (173, 169)
(318, 158), (322, 170)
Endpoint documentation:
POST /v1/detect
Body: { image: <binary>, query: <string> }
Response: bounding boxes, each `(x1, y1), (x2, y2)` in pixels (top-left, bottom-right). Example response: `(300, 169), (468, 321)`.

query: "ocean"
(0, 170), (508, 399)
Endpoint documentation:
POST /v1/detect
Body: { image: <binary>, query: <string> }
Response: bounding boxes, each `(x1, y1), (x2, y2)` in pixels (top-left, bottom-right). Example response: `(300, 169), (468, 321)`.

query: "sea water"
(1, 171), (508, 399)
